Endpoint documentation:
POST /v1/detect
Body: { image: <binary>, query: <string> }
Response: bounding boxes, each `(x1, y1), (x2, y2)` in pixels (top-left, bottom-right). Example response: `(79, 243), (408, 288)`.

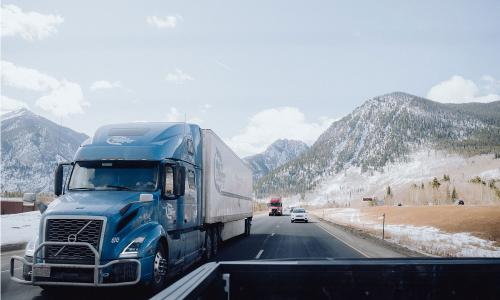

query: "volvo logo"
(67, 234), (77, 243)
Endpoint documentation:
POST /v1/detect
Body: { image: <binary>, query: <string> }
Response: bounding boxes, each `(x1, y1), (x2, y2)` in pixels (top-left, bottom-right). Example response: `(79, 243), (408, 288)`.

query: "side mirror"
(23, 193), (36, 203)
(54, 164), (64, 196)
(54, 162), (72, 196)
(37, 202), (48, 214)
(173, 165), (186, 197)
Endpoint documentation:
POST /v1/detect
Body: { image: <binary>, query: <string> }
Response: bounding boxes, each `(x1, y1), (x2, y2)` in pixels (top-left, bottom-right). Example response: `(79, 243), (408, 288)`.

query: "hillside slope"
(244, 139), (309, 180)
(255, 92), (500, 197)
(1, 109), (88, 193)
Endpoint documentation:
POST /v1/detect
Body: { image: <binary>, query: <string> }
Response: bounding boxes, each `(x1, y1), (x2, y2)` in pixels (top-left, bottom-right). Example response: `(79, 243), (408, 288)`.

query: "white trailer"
(201, 129), (253, 241)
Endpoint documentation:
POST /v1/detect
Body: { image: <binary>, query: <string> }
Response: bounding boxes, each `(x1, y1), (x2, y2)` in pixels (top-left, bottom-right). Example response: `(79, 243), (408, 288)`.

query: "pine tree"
(451, 187), (458, 201)
(431, 177), (441, 189)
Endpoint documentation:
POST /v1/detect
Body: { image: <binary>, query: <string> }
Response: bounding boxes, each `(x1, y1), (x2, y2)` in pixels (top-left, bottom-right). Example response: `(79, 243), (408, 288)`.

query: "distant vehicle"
(10, 123), (253, 292)
(268, 198), (283, 216)
(457, 200), (465, 205)
(291, 208), (308, 223)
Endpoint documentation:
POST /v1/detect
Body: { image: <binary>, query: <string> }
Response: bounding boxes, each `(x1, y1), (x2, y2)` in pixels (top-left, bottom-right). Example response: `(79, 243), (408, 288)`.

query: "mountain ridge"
(1, 108), (88, 193)
(254, 92), (500, 197)
(244, 139), (309, 180)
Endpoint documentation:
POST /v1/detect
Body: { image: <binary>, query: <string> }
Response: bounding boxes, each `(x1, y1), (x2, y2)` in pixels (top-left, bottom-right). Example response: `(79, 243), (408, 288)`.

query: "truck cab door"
(159, 164), (183, 269)
(181, 166), (201, 266)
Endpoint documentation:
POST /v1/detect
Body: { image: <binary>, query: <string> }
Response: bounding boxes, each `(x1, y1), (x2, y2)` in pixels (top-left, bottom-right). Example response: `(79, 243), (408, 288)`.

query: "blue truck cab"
(10, 122), (253, 292)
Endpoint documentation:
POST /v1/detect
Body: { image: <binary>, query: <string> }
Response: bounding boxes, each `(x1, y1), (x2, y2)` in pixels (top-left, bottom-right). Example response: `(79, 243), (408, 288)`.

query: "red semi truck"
(268, 198), (283, 216)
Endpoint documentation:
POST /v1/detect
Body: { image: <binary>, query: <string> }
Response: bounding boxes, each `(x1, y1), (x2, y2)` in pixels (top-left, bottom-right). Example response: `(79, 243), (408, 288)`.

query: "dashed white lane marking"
(1, 267), (21, 273)
(255, 249), (264, 259)
(316, 223), (370, 258)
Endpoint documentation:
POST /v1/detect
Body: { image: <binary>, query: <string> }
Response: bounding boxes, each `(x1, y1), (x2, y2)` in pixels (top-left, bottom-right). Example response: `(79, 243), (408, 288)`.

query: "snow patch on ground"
(1, 211), (40, 246)
(321, 208), (500, 257)
(479, 168), (500, 180)
(300, 150), (500, 206)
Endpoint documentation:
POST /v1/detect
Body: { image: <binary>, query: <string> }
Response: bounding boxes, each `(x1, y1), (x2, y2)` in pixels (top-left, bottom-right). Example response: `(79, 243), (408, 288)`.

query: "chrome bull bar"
(10, 241), (141, 287)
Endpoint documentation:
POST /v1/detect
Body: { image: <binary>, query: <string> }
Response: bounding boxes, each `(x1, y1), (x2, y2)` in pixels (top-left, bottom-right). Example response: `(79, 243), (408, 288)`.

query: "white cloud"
(1, 4), (63, 41)
(146, 15), (182, 29)
(214, 59), (232, 72)
(0, 95), (29, 115)
(1, 60), (88, 117)
(226, 107), (335, 157)
(90, 80), (121, 91)
(1, 60), (59, 91)
(426, 75), (500, 103)
(166, 107), (203, 124)
(165, 69), (194, 84)
(36, 80), (87, 116)
(200, 103), (212, 113)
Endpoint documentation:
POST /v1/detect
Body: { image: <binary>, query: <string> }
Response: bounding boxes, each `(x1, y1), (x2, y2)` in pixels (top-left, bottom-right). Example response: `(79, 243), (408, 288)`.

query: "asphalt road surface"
(1, 214), (363, 300)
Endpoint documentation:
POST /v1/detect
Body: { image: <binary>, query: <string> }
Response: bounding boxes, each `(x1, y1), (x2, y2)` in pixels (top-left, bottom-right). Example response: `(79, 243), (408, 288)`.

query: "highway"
(1, 214), (382, 299)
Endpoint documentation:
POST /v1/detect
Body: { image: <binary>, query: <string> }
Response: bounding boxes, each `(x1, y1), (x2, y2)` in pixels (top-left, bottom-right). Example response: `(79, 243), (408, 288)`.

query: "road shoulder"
(312, 215), (424, 258)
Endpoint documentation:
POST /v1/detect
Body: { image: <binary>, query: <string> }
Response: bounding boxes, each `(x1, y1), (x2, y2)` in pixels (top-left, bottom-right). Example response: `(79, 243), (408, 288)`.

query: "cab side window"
(164, 166), (174, 196)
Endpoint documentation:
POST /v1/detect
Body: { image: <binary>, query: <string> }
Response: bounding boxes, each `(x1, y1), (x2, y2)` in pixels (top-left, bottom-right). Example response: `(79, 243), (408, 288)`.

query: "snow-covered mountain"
(255, 92), (500, 197)
(244, 139), (309, 180)
(1, 109), (88, 193)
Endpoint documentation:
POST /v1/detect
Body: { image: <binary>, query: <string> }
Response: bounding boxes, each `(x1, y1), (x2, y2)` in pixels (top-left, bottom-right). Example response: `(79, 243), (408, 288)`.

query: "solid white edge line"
(255, 249), (264, 259)
(316, 222), (370, 258)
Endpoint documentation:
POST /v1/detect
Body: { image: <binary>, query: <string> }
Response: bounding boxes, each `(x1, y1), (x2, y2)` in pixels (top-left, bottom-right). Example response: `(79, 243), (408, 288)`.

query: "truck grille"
(45, 219), (104, 264)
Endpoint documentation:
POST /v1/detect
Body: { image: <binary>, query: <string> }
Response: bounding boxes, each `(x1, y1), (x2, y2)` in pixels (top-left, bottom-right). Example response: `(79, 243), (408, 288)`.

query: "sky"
(1, 0), (500, 157)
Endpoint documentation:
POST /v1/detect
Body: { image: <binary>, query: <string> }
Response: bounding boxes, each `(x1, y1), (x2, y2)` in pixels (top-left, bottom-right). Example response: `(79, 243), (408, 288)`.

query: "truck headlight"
(120, 236), (145, 258)
(25, 236), (38, 257)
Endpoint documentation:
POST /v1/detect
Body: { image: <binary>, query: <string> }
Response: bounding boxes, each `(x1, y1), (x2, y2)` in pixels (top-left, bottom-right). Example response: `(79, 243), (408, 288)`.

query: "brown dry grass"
(358, 206), (500, 246)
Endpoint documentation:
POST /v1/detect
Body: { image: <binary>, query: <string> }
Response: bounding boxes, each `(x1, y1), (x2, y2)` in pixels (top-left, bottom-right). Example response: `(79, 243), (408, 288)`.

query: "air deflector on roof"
(108, 128), (150, 136)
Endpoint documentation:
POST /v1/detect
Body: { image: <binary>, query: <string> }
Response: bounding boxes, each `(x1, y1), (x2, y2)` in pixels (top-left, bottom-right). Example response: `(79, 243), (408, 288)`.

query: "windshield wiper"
(104, 185), (133, 191)
(69, 187), (95, 191)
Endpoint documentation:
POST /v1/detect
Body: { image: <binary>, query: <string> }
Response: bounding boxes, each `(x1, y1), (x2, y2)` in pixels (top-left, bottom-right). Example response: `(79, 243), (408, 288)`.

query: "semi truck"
(10, 122), (253, 293)
(268, 198), (283, 216)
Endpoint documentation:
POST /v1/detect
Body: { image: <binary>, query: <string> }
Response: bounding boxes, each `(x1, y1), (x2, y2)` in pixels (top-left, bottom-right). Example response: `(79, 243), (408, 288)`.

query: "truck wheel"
(244, 219), (251, 236)
(212, 228), (219, 257)
(150, 243), (167, 293)
(204, 230), (213, 261)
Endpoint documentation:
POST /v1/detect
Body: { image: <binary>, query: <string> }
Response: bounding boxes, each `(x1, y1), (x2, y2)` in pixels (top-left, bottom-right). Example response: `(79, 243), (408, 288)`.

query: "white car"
(290, 208), (308, 223)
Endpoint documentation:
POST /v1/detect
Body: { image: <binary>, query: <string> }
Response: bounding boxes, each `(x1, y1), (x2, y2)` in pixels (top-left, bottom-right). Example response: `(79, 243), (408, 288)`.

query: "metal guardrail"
(10, 241), (141, 287)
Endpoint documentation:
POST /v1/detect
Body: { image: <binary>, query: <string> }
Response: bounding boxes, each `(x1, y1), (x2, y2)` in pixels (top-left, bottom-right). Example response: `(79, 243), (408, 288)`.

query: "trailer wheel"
(244, 219), (251, 236)
(212, 227), (219, 257)
(204, 230), (213, 261)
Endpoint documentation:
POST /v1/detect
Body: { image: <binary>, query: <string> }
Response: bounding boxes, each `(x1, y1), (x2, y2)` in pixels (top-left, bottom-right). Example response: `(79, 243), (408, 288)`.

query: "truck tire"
(149, 243), (167, 293)
(204, 230), (213, 261)
(246, 219), (252, 236)
(212, 227), (219, 257)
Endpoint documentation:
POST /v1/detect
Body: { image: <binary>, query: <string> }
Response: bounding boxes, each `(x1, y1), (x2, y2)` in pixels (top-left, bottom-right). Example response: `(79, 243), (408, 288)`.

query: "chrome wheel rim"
(153, 251), (163, 284)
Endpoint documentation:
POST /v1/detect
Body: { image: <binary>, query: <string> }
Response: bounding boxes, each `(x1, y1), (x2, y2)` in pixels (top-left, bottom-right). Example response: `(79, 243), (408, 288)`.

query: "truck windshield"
(68, 161), (159, 192)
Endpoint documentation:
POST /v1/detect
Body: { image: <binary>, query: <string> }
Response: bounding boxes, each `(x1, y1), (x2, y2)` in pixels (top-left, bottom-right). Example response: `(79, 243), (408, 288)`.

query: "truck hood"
(44, 191), (153, 217)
